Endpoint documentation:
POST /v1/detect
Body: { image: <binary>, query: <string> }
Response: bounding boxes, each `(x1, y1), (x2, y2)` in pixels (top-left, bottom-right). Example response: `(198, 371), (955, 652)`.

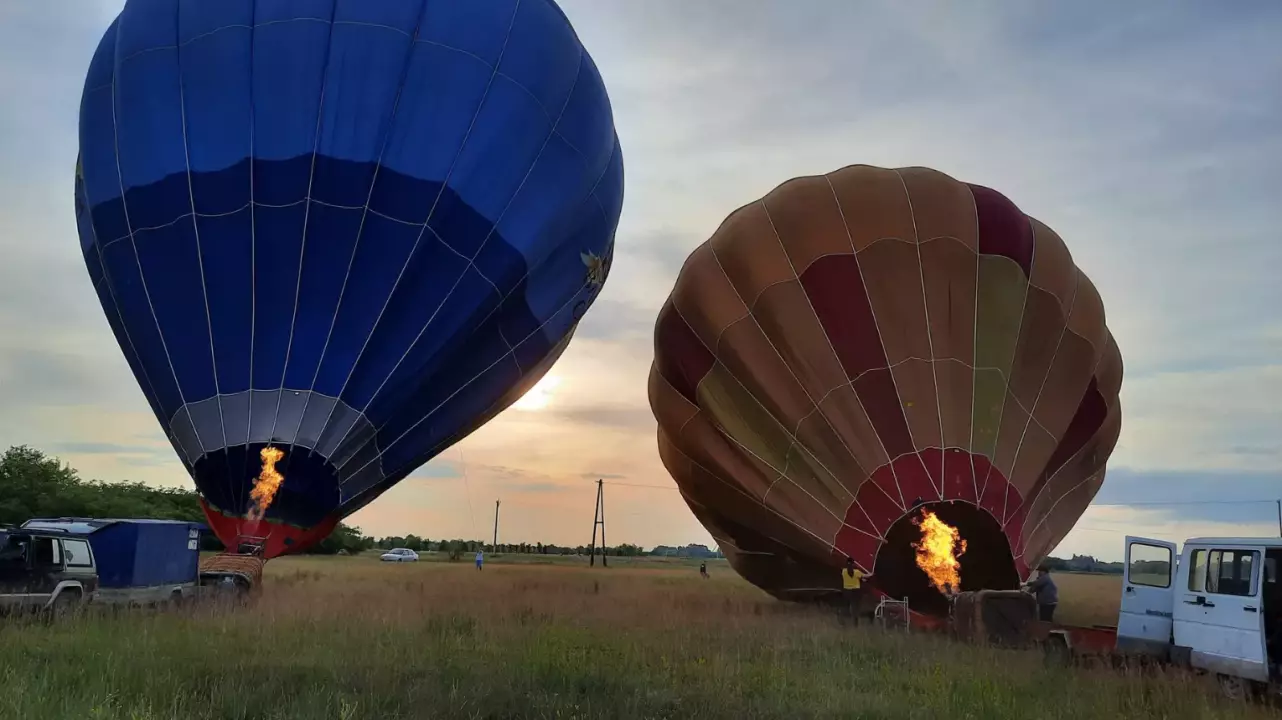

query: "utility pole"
(493, 499), (501, 551)
(1276, 499), (1281, 536)
(589, 479), (608, 567)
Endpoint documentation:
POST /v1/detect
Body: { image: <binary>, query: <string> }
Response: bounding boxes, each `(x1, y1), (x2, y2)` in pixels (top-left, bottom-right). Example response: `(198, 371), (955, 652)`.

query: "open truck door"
(1116, 536), (1178, 658)
(1175, 542), (1270, 684)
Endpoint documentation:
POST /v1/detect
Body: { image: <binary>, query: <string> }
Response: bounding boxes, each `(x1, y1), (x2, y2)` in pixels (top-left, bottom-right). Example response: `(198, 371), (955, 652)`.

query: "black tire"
(48, 590), (80, 621)
(1043, 636), (1071, 668)
(1218, 673), (1254, 702)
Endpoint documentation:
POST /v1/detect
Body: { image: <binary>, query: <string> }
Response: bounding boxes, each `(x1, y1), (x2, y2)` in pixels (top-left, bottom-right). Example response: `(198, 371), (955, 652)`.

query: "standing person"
(1023, 565), (1058, 621)
(475, 548), (484, 571)
(699, 562), (708, 579)
(841, 557), (868, 624)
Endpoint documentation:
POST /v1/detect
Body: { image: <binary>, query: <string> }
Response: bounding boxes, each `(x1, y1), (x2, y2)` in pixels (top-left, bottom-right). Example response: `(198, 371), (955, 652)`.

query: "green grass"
(0, 557), (1270, 719)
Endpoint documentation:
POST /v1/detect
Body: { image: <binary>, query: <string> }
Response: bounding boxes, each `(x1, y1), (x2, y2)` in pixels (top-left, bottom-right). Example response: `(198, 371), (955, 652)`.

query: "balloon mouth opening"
(873, 501), (1019, 616)
(193, 443), (340, 532)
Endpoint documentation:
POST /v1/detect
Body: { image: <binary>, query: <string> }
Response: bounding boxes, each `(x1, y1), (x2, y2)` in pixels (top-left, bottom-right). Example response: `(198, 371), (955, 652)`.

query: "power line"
(457, 448), (480, 544)
(1072, 526), (1179, 536)
(1090, 499), (1278, 507)
(598, 480), (679, 491)
(589, 479), (607, 567)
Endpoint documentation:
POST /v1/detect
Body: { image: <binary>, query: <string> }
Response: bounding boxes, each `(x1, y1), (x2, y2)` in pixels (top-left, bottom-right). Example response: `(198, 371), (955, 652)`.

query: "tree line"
(1039, 553), (1125, 575)
(0, 445), (697, 558)
(0, 445), (372, 554)
(3, 445), (1107, 566)
(372, 535), (648, 557)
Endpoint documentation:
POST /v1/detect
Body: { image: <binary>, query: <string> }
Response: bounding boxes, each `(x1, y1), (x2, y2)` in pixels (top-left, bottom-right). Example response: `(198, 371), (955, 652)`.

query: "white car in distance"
(379, 548), (419, 563)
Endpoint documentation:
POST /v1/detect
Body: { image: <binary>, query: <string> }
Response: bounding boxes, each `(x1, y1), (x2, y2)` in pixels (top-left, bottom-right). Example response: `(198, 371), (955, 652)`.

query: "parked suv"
(0, 526), (99, 616)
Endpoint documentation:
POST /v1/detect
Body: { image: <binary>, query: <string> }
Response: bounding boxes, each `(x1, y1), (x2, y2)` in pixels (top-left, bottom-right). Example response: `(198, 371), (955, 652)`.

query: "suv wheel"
(48, 590), (81, 620)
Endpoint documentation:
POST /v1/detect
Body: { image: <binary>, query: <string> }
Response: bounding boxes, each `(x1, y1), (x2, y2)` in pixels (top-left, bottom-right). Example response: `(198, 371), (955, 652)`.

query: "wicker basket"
(950, 590), (1038, 647)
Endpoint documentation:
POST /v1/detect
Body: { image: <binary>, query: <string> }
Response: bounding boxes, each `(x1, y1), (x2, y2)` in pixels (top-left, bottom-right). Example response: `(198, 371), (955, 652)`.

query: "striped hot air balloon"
(649, 165), (1121, 614)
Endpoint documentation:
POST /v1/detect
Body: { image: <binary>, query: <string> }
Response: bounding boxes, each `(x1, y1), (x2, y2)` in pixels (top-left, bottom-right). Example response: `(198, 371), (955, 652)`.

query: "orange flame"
(247, 446), (285, 523)
(912, 509), (967, 595)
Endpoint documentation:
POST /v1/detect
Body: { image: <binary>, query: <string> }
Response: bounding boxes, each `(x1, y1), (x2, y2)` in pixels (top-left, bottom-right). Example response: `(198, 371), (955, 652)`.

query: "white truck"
(1049, 535), (1281, 699)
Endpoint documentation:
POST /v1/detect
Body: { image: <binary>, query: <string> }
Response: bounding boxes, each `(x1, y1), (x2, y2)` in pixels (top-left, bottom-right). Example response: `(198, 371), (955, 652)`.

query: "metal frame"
(876, 596), (911, 631)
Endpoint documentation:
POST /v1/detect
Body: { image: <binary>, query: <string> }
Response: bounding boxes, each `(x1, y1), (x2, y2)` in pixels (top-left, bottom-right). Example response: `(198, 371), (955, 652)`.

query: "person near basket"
(1023, 565), (1058, 621)
(841, 557), (870, 624)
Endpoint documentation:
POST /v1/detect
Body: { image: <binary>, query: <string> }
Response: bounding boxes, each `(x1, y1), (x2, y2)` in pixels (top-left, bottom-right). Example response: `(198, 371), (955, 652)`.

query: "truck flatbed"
(907, 606), (1119, 653)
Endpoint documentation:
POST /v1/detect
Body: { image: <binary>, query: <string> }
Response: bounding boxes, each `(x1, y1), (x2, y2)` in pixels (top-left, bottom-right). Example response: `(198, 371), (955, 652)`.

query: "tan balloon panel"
(650, 164), (1122, 611)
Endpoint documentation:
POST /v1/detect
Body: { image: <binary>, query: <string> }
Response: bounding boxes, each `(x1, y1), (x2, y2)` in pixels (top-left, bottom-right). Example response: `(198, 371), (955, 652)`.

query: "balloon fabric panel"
(651, 165), (1121, 609)
(76, 0), (623, 556)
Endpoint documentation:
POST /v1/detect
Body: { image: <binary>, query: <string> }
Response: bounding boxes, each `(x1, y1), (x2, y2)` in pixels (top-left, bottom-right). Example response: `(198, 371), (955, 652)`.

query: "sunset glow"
(513, 374), (562, 411)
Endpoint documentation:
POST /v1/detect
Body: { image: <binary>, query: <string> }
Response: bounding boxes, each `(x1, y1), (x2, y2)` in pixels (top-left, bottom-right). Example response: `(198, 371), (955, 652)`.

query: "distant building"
(649, 544), (721, 559)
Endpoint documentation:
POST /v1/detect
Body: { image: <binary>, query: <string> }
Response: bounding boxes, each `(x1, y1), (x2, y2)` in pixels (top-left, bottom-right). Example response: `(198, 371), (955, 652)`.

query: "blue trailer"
(21, 518), (205, 606)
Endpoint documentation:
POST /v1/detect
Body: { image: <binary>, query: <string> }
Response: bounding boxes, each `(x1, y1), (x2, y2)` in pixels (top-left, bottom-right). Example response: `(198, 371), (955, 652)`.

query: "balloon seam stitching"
(266, 0), (341, 452)
(319, 0), (527, 473)
(466, 143), (618, 335)
(661, 433), (866, 566)
(665, 294), (882, 544)
(108, 9), (201, 463)
(968, 185), (983, 510)
(172, 2), (234, 518)
(240, 2), (260, 519)
(823, 174), (913, 511)
(752, 198), (889, 541)
(1012, 348), (1118, 559)
(460, 48), (588, 375)
(1000, 261), (1082, 531)
(290, 4), (432, 490)
(893, 168), (948, 504)
(974, 191), (1037, 514)
(334, 274), (593, 483)
(79, 168), (184, 470)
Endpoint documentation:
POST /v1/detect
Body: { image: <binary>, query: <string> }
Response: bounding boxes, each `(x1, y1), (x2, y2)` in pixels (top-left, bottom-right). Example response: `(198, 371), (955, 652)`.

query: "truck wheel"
(1042, 636), (1071, 668)
(48, 591), (81, 621)
(1217, 674), (1252, 702)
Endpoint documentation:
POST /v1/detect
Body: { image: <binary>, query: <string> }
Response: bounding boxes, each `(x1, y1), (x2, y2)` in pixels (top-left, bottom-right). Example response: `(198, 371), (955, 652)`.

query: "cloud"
(2, 1), (1279, 552)
(1051, 466), (1282, 561)
(498, 482), (564, 495)
(550, 405), (655, 432)
(1057, 503), (1280, 562)
(1098, 467), (1282, 510)
(573, 298), (655, 345)
(407, 460), (462, 480)
(1112, 365), (1282, 473)
(50, 442), (155, 456)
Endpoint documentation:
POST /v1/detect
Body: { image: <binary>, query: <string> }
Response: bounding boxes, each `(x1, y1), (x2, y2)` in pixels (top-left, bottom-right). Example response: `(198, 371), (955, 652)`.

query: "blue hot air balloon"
(74, 0), (623, 556)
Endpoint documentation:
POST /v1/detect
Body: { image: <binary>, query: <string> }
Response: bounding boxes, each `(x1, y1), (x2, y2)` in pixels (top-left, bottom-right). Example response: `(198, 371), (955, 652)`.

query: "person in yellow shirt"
(842, 557), (871, 624)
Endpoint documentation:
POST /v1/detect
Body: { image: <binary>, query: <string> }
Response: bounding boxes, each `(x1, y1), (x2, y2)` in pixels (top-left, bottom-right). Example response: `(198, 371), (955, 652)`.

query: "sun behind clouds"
(513, 374), (562, 411)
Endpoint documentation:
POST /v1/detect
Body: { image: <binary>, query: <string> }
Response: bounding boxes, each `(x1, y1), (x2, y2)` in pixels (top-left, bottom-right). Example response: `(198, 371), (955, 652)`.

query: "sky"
(1, 1), (1279, 562)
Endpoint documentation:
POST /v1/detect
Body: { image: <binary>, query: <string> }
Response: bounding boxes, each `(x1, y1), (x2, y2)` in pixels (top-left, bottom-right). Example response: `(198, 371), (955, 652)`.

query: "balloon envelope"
(75, 0), (623, 557)
(649, 165), (1121, 613)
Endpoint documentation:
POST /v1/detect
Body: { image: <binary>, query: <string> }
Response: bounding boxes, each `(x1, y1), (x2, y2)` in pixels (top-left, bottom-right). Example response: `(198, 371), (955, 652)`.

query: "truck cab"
(1118, 536), (1282, 695)
(0, 526), (99, 615)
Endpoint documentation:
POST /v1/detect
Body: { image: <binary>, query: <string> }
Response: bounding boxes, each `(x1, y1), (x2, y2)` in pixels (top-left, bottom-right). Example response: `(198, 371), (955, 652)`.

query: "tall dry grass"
(0, 556), (1268, 719)
(1050, 572), (1124, 627)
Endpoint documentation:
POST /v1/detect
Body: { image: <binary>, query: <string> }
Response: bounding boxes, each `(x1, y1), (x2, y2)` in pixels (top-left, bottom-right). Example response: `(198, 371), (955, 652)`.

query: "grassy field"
(1049, 572), (1123, 628)
(0, 556), (1265, 720)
